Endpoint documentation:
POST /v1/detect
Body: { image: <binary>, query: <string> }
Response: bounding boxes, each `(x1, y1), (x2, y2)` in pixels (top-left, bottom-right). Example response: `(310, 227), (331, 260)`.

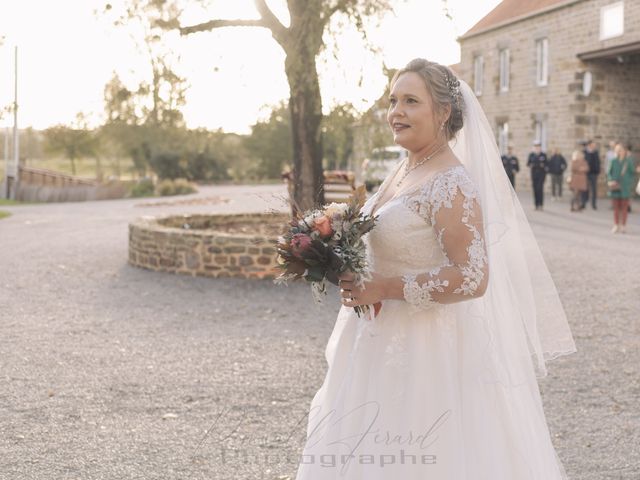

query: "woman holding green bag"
(607, 143), (636, 233)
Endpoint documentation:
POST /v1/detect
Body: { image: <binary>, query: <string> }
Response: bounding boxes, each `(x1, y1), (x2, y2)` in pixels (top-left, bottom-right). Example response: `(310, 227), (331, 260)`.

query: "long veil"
(451, 79), (576, 381)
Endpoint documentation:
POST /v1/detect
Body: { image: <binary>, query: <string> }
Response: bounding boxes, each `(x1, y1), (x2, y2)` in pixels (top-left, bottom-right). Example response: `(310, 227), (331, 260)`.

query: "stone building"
(457, 0), (640, 190)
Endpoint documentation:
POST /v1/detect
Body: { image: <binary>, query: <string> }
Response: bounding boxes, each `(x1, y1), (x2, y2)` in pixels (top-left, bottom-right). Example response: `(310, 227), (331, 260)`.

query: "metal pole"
(3, 127), (8, 199)
(11, 45), (18, 200)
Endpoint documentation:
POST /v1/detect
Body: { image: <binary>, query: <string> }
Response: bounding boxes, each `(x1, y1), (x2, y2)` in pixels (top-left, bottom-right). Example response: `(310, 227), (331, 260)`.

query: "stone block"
(257, 256), (273, 265)
(185, 252), (200, 269)
(239, 255), (254, 266)
(159, 258), (175, 268)
(214, 255), (229, 264)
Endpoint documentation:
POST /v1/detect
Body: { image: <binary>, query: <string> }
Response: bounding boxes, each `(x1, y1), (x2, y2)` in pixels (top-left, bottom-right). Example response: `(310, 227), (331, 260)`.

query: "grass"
(0, 199), (21, 206)
(0, 210), (11, 219)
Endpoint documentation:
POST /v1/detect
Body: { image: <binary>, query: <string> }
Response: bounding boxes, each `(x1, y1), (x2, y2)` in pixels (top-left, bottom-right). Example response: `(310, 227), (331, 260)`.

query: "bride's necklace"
(396, 143), (447, 187)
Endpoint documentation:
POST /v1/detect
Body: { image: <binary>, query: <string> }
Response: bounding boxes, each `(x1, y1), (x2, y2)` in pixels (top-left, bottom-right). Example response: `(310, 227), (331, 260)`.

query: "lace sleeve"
(401, 167), (489, 311)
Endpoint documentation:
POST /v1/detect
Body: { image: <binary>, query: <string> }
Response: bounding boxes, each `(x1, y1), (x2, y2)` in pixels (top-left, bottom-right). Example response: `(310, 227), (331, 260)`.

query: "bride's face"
(387, 72), (440, 152)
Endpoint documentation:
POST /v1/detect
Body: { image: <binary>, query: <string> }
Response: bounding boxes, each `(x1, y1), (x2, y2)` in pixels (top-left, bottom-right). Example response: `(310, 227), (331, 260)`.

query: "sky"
(0, 0), (501, 134)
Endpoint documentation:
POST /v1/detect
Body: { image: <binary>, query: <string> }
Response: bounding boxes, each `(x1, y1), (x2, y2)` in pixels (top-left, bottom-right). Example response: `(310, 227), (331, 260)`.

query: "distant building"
(458, 0), (640, 190)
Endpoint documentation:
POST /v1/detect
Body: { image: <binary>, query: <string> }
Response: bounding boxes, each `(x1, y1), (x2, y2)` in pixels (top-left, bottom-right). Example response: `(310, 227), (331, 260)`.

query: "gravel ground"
(0, 185), (638, 480)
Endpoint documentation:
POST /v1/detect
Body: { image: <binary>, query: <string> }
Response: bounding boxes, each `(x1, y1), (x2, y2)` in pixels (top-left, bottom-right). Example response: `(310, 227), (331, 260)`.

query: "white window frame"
(498, 121), (509, 155)
(534, 120), (548, 152)
(536, 38), (549, 86)
(499, 48), (510, 92)
(474, 55), (484, 96)
(600, 1), (624, 40)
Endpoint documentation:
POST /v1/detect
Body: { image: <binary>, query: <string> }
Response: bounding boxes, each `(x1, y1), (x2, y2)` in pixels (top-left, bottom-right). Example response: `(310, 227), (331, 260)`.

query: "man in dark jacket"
(548, 148), (567, 199)
(527, 141), (548, 210)
(501, 146), (520, 189)
(583, 140), (600, 209)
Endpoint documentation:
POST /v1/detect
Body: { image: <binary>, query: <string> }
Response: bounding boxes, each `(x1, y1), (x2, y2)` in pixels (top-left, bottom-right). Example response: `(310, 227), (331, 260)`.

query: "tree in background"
(244, 103), (293, 180)
(104, 1), (187, 129)
(242, 101), (357, 179)
(100, 1), (189, 178)
(42, 114), (99, 176)
(350, 64), (396, 166)
(181, 129), (237, 183)
(154, 0), (394, 213)
(323, 103), (357, 170)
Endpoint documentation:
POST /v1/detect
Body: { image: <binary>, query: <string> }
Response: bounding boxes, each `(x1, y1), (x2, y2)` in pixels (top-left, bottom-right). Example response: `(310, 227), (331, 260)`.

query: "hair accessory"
(445, 73), (461, 108)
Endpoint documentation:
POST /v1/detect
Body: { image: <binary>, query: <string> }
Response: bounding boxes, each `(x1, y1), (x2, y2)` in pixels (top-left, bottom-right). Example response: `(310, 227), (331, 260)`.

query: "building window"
(600, 2), (624, 40)
(498, 121), (509, 155)
(499, 48), (510, 92)
(534, 120), (547, 152)
(582, 71), (593, 96)
(474, 55), (484, 96)
(536, 38), (549, 86)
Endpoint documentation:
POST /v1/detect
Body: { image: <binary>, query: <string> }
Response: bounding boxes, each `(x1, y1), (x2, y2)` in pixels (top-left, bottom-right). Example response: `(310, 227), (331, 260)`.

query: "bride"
(294, 59), (577, 479)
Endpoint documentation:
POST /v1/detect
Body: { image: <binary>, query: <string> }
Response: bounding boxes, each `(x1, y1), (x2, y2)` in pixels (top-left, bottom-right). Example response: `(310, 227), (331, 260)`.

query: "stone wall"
(459, 0), (640, 193)
(129, 213), (290, 279)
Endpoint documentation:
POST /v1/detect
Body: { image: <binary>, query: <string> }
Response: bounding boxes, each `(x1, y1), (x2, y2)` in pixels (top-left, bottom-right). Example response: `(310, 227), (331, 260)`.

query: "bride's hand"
(337, 270), (387, 308)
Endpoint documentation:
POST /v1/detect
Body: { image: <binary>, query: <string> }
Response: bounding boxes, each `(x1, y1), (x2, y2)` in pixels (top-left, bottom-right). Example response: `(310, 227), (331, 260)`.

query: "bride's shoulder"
(422, 163), (477, 199)
(404, 164), (479, 223)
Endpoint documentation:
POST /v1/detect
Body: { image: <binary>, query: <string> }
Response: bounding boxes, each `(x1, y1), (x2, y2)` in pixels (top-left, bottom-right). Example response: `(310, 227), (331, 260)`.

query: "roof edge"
(459, 0), (584, 41)
(578, 40), (640, 60)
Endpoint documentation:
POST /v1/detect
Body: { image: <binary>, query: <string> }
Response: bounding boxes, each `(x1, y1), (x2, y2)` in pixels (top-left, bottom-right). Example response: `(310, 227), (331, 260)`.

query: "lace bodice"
(362, 165), (489, 312)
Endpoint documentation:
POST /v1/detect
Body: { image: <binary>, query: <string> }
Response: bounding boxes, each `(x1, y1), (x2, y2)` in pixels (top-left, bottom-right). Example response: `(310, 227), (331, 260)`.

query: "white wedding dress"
(294, 163), (570, 479)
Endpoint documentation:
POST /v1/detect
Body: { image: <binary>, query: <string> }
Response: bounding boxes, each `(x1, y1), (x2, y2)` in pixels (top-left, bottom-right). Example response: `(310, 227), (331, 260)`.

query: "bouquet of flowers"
(274, 185), (378, 317)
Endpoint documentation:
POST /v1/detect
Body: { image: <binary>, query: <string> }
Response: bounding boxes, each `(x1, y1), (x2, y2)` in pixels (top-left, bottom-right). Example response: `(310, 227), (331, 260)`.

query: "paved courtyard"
(0, 184), (638, 479)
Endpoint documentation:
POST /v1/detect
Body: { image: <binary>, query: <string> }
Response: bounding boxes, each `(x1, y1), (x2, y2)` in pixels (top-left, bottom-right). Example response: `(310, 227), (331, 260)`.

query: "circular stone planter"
(128, 213), (290, 279)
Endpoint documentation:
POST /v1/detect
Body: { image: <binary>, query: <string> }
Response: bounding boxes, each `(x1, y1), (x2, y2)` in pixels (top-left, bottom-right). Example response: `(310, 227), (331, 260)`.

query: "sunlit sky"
(0, 0), (501, 133)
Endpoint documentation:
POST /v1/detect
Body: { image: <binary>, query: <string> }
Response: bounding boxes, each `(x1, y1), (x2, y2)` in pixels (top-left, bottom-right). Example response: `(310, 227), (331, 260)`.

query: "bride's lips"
(392, 122), (410, 133)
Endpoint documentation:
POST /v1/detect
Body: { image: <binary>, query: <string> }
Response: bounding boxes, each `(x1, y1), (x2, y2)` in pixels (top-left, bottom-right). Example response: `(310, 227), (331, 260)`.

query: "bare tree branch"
(254, 0), (288, 43)
(325, 0), (356, 20)
(179, 18), (269, 35)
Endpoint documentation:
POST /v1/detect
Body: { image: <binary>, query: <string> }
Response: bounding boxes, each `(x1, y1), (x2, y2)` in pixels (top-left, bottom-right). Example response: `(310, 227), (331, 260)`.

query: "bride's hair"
(391, 58), (465, 141)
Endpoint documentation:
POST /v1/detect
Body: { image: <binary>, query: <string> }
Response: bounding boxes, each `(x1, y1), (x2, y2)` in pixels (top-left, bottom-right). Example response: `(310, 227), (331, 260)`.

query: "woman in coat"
(568, 150), (589, 212)
(607, 143), (636, 233)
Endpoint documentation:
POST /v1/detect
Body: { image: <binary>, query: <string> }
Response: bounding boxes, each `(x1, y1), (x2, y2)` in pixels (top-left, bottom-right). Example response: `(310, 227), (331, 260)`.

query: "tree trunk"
(284, 6), (324, 216)
(287, 77), (324, 215)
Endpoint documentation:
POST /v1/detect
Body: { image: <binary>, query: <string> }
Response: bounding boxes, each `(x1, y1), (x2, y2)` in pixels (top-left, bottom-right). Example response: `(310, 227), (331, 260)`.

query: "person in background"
(568, 150), (589, 212)
(527, 141), (548, 210)
(548, 147), (567, 200)
(605, 140), (617, 175)
(583, 140), (601, 210)
(501, 146), (520, 189)
(607, 143), (636, 234)
(626, 144), (636, 213)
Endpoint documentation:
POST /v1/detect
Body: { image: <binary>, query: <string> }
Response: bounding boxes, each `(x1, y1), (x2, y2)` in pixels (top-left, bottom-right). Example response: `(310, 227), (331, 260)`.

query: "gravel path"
(0, 185), (638, 480)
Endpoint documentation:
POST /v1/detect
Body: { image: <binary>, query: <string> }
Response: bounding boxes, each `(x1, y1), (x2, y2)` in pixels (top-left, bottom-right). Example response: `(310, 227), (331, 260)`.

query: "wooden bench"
(323, 170), (356, 203)
(281, 169), (356, 205)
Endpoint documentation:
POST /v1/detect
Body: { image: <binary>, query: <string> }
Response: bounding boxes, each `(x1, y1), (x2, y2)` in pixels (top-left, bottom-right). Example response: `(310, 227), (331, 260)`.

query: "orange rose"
(313, 215), (333, 237)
